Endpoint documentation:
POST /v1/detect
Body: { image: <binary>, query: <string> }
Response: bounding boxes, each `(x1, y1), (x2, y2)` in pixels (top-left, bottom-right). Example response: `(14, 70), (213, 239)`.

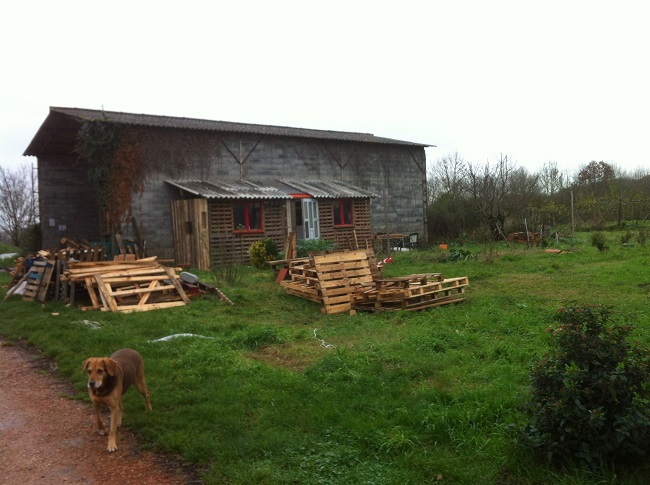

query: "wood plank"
(94, 274), (120, 312)
(84, 276), (101, 309)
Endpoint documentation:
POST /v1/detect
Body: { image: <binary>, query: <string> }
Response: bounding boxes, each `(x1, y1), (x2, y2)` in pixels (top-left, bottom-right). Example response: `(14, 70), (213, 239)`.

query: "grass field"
(2, 231), (650, 484)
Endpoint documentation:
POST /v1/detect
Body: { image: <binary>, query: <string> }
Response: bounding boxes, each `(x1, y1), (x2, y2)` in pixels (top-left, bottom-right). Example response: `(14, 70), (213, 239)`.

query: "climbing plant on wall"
(75, 117), (144, 233)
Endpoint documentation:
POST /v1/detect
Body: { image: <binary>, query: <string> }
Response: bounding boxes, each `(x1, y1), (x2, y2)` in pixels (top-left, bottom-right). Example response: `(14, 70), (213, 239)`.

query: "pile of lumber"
(61, 258), (189, 313)
(280, 249), (468, 314)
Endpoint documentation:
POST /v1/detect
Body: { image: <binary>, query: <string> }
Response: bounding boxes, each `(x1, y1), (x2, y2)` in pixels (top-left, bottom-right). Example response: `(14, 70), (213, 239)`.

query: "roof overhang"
(166, 179), (378, 200)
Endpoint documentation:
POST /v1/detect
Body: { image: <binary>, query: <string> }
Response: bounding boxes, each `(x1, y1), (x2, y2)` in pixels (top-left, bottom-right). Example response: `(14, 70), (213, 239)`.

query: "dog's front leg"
(107, 406), (120, 452)
(93, 400), (107, 436)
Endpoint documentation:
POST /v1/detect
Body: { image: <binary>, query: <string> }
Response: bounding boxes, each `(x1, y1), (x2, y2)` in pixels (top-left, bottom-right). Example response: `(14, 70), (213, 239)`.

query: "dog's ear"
(82, 358), (91, 373)
(104, 358), (118, 376)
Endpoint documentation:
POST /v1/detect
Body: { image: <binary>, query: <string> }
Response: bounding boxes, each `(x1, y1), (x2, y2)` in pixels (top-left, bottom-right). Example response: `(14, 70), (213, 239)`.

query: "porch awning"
(166, 179), (378, 200)
(278, 179), (378, 199)
(166, 180), (290, 199)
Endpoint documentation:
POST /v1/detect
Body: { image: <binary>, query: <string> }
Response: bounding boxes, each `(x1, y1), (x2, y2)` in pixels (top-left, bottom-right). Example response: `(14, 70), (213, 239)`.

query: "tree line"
(427, 153), (650, 242)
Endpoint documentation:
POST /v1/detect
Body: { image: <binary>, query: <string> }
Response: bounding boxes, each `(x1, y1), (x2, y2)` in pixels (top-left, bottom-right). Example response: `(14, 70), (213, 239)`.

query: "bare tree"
(538, 161), (566, 195)
(0, 164), (36, 247)
(427, 152), (467, 201)
(467, 154), (539, 238)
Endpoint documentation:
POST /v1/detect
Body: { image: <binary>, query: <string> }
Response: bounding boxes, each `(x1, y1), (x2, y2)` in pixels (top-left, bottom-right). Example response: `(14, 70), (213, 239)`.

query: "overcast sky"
(1, 1), (648, 177)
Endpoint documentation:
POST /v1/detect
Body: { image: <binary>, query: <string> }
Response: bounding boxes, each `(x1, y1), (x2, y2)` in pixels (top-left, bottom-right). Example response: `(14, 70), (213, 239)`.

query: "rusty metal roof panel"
(279, 179), (378, 198)
(166, 180), (290, 199)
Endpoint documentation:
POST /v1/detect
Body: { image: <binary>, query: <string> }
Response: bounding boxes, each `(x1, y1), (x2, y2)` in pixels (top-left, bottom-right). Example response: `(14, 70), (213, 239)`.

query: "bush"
(296, 238), (336, 257)
(621, 230), (634, 244)
(521, 303), (650, 464)
(249, 238), (280, 269)
(591, 232), (609, 251)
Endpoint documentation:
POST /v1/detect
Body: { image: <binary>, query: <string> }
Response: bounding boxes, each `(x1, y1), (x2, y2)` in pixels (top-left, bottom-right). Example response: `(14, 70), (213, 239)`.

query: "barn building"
(24, 107), (431, 267)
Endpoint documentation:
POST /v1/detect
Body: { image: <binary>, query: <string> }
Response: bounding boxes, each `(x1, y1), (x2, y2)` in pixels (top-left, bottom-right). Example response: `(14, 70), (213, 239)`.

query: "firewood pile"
(280, 249), (468, 314)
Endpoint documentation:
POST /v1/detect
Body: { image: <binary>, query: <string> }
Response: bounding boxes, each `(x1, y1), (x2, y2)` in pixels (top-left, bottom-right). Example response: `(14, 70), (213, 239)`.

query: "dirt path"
(0, 340), (202, 484)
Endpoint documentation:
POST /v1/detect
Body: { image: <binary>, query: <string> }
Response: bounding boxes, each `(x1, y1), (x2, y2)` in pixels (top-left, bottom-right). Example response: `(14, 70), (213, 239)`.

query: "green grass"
(2, 231), (650, 484)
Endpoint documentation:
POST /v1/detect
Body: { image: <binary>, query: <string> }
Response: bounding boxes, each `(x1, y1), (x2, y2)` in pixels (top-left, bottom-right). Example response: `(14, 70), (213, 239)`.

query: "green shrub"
(621, 230), (634, 244)
(591, 233), (609, 251)
(249, 238), (279, 269)
(296, 238), (336, 257)
(521, 303), (650, 464)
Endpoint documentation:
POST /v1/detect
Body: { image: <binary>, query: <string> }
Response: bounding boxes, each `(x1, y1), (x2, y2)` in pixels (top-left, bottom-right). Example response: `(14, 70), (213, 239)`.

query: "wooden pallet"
(312, 250), (375, 314)
(22, 260), (55, 302)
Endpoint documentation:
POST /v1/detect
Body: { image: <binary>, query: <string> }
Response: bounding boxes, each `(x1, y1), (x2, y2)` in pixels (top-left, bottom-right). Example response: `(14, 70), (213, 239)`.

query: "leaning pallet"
(22, 260), (55, 302)
(312, 250), (375, 314)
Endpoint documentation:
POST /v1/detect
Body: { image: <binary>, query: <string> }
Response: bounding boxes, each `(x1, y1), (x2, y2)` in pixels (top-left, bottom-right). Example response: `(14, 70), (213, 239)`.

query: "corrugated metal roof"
(45, 107), (431, 147)
(279, 179), (378, 198)
(166, 179), (377, 199)
(166, 180), (290, 199)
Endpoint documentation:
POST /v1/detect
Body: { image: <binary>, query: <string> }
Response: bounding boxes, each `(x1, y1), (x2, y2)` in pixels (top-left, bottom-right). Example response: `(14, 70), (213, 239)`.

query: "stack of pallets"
(280, 250), (469, 314)
(352, 274), (469, 312)
(281, 250), (377, 314)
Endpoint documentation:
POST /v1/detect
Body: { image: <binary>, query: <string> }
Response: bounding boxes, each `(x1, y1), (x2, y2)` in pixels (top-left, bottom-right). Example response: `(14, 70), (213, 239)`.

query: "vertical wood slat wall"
(171, 198), (374, 267)
(208, 199), (287, 265)
(318, 199), (372, 250)
(171, 198), (211, 270)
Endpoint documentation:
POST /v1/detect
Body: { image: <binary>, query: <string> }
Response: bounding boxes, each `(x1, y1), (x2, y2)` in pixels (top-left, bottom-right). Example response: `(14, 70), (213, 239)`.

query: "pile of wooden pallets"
(281, 250), (377, 314)
(61, 258), (189, 313)
(352, 273), (469, 312)
(280, 250), (468, 314)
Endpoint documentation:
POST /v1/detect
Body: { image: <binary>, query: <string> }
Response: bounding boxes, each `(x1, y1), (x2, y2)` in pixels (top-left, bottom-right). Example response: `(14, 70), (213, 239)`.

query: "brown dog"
(82, 348), (152, 452)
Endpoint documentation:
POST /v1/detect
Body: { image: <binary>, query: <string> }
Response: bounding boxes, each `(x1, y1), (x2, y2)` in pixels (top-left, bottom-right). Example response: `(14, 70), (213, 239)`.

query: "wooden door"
(171, 198), (210, 270)
(302, 198), (320, 240)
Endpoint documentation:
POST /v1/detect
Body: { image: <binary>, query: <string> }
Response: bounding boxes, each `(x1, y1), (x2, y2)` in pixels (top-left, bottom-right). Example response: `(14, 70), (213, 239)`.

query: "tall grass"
(1, 230), (650, 484)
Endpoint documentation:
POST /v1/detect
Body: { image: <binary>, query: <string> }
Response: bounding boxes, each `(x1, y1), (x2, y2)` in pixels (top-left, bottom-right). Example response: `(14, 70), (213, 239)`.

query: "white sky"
(1, 1), (649, 176)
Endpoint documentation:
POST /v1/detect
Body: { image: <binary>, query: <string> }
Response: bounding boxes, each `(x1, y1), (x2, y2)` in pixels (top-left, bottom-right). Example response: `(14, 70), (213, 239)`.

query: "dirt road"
(0, 340), (201, 484)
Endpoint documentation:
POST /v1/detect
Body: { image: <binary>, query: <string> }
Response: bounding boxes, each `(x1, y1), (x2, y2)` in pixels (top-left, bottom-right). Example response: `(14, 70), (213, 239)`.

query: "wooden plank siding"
(208, 199), (287, 265)
(205, 198), (373, 266)
(319, 199), (373, 251)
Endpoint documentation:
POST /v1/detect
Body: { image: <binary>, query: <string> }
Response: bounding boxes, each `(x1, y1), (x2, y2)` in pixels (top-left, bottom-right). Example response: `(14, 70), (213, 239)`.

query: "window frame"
(233, 200), (264, 233)
(332, 198), (354, 227)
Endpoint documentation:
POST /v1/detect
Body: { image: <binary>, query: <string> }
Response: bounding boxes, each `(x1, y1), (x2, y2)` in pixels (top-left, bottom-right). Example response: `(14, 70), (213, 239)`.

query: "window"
(233, 201), (263, 232)
(333, 199), (353, 226)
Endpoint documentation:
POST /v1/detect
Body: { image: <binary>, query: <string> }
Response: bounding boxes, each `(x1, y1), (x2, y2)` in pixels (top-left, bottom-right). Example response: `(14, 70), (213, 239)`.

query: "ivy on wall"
(74, 117), (144, 232)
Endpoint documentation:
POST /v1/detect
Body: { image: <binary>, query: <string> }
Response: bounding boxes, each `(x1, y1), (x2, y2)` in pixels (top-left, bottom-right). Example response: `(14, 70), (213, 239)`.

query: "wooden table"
(373, 234), (407, 253)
